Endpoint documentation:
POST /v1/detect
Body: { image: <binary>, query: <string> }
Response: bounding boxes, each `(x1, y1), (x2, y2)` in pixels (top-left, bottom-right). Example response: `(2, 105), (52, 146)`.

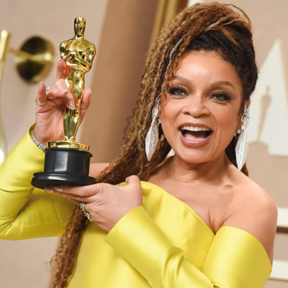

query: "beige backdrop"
(1, 0), (287, 287)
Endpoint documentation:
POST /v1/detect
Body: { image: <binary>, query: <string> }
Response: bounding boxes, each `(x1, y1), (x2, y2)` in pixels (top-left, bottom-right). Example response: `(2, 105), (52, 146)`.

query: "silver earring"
(145, 100), (160, 161)
(235, 104), (250, 170)
(144, 35), (185, 162)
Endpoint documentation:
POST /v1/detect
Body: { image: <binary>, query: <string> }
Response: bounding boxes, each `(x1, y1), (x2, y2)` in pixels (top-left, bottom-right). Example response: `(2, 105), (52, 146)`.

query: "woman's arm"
(0, 128), (75, 239)
(48, 178), (275, 288)
(0, 128), (109, 240)
(221, 184), (278, 264)
(106, 205), (274, 288)
(0, 59), (99, 240)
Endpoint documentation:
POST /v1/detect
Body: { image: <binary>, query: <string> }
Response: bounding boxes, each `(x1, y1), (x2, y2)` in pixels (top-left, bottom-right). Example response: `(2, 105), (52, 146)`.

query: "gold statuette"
(32, 17), (97, 189)
(49, 16), (96, 149)
(61, 16), (95, 143)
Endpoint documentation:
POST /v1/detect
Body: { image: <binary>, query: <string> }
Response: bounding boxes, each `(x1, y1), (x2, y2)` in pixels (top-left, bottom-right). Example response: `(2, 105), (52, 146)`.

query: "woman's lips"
(179, 129), (213, 148)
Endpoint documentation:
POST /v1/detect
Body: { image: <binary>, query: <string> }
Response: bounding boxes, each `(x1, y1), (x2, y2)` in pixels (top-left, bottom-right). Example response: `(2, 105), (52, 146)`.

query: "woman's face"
(160, 50), (243, 166)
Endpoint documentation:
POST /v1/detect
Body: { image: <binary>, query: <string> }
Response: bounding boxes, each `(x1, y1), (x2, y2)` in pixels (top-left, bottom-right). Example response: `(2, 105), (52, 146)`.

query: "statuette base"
(31, 147), (96, 189)
(48, 141), (90, 151)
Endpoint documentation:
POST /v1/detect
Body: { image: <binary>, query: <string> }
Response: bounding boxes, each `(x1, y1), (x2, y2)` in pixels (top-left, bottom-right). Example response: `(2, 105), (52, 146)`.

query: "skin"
(37, 51), (277, 264)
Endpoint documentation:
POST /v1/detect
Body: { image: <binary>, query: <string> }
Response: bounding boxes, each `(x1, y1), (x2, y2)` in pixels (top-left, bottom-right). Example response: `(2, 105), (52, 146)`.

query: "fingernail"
(53, 187), (63, 192)
(62, 89), (68, 93)
(44, 187), (53, 192)
(68, 100), (75, 110)
(87, 87), (91, 93)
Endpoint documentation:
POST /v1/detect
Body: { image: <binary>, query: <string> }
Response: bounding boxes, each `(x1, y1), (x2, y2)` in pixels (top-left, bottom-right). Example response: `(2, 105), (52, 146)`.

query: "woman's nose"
(182, 95), (210, 118)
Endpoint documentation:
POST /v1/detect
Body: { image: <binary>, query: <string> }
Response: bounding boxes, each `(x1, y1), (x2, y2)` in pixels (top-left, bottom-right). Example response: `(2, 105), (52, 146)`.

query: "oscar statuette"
(32, 17), (96, 189)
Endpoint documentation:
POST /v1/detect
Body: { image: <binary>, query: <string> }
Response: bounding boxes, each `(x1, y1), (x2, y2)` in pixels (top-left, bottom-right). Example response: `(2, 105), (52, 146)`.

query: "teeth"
(184, 136), (206, 141)
(181, 126), (210, 132)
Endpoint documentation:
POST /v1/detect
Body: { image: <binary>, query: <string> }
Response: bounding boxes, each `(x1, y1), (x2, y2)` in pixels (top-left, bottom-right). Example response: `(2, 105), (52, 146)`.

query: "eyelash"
(168, 86), (231, 102)
(210, 92), (231, 101)
(168, 86), (187, 96)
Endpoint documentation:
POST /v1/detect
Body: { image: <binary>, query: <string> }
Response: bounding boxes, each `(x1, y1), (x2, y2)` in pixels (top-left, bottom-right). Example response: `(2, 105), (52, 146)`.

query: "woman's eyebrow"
(173, 76), (235, 90)
(173, 76), (191, 85)
(211, 81), (235, 90)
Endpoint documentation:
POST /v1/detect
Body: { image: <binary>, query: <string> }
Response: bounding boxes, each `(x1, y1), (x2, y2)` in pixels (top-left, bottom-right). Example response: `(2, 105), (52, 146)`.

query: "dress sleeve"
(106, 206), (272, 288)
(0, 126), (75, 240)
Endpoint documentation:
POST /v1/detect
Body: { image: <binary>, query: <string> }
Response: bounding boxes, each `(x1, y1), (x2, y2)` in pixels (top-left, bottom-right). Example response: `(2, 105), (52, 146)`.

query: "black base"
(31, 147), (96, 189)
(32, 172), (96, 189)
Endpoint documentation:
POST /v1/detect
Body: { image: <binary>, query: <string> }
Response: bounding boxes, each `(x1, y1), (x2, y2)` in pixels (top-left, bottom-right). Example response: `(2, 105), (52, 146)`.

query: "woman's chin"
(172, 151), (213, 166)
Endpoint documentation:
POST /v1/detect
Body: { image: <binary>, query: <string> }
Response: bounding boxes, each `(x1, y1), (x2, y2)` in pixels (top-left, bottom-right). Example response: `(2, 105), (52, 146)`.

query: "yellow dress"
(0, 129), (272, 288)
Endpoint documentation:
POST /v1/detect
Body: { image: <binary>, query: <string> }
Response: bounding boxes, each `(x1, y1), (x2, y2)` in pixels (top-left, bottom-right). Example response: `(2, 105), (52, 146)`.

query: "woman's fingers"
(53, 191), (94, 203)
(46, 79), (75, 110)
(44, 184), (102, 204)
(46, 86), (68, 100)
(125, 175), (141, 185)
(56, 59), (67, 80)
(50, 60), (75, 109)
(45, 183), (103, 198)
(36, 82), (48, 108)
(42, 60), (91, 112)
(80, 87), (91, 121)
(46, 86), (75, 110)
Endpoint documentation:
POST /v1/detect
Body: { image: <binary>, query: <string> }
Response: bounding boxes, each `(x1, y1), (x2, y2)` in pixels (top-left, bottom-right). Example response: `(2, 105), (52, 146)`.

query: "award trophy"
(32, 17), (96, 189)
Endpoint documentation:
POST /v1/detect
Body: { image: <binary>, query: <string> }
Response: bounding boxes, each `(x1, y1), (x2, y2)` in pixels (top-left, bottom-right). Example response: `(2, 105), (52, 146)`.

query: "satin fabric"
(0, 129), (272, 287)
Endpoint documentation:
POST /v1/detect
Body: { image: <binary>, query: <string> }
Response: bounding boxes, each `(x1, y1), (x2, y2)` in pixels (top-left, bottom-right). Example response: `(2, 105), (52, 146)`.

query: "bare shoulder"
(89, 163), (109, 178)
(223, 173), (278, 263)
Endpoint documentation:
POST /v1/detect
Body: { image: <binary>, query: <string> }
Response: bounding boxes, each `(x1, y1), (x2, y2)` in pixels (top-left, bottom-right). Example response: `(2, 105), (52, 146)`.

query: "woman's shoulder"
(224, 169), (277, 263)
(232, 169), (277, 218)
(232, 169), (275, 207)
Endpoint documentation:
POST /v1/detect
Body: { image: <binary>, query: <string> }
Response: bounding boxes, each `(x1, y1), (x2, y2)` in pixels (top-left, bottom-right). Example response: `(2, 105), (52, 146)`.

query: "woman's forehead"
(171, 50), (242, 88)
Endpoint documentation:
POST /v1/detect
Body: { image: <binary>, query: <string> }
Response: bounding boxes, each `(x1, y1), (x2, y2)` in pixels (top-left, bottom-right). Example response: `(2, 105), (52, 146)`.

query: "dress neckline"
(139, 181), (272, 268)
(140, 180), (215, 235)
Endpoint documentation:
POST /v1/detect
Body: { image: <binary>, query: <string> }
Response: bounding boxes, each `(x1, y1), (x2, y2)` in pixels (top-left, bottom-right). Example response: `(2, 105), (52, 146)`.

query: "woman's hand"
(45, 175), (143, 232)
(34, 59), (91, 145)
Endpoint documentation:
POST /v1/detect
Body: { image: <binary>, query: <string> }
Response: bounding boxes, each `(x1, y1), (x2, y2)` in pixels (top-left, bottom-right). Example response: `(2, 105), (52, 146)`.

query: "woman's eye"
(168, 87), (187, 96)
(211, 93), (231, 101)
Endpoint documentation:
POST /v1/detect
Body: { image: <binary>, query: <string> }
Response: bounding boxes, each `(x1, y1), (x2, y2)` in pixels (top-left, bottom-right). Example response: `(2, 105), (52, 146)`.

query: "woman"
(0, 2), (277, 288)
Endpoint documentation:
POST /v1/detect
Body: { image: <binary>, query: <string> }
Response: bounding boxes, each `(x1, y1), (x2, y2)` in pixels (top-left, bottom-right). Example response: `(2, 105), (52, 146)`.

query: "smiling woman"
(0, 2), (277, 288)
(161, 51), (243, 165)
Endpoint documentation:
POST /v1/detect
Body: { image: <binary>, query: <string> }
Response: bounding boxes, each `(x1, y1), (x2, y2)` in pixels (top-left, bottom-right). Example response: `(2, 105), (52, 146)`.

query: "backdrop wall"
(0, 0), (287, 287)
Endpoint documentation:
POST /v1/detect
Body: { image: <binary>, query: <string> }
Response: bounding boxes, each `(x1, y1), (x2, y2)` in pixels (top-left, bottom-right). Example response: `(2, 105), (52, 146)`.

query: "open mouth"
(180, 125), (213, 141)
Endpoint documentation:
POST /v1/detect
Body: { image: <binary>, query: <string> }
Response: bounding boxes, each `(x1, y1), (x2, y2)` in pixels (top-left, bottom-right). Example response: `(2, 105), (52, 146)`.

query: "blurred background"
(0, 0), (287, 287)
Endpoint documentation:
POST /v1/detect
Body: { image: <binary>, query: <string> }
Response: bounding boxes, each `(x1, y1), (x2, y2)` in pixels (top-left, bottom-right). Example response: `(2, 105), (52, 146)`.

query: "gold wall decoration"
(11, 36), (54, 83)
(0, 30), (55, 162)
(0, 30), (10, 161)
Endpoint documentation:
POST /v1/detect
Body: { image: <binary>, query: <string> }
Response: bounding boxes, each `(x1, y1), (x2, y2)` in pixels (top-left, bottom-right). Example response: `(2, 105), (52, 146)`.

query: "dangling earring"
(145, 100), (160, 161)
(235, 104), (250, 170)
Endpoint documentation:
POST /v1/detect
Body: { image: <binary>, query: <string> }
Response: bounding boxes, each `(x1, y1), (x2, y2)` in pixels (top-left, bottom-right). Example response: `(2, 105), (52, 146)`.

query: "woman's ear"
(237, 100), (251, 131)
(246, 100), (251, 109)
